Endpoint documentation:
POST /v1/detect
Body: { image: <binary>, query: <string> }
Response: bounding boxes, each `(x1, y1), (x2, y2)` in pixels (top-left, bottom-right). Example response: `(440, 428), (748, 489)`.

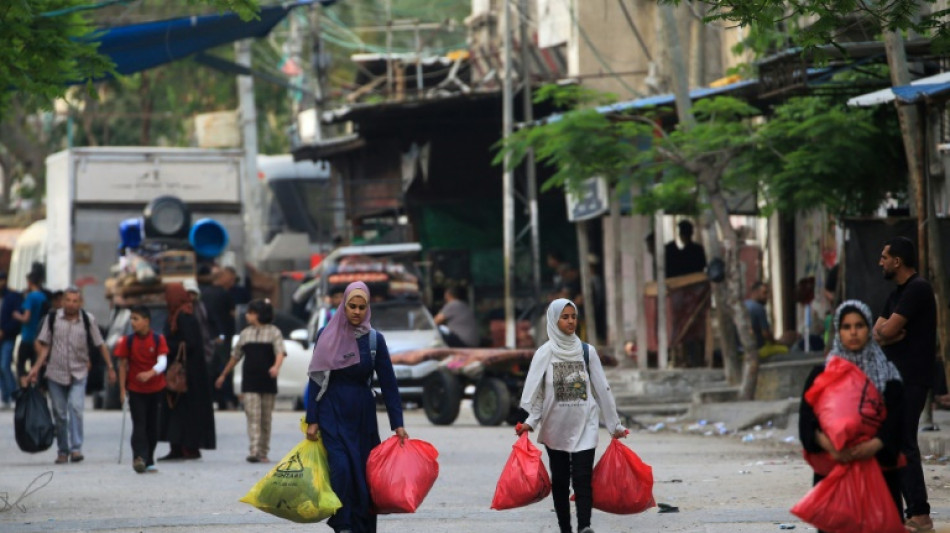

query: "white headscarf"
(520, 298), (583, 407)
(828, 299), (901, 393)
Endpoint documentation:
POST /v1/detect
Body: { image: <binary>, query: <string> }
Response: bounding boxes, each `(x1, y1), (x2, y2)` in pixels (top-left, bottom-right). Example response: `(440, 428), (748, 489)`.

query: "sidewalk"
(625, 393), (950, 460)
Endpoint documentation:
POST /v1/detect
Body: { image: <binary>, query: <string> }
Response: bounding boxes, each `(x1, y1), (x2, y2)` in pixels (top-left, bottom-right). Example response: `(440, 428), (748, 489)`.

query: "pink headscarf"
(308, 281), (373, 373)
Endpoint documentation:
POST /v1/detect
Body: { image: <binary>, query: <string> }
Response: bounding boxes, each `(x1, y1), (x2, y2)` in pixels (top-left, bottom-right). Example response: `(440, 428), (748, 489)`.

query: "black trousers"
(901, 383), (931, 517)
(15, 341), (45, 389)
(547, 447), (595, 533)
(16, 341), (36, 380)
(129, 390), (163, 467)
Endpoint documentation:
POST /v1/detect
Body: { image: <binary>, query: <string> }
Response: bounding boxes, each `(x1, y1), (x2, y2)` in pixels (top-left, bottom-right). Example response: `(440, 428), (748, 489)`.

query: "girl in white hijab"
(518, 298), (626, 533)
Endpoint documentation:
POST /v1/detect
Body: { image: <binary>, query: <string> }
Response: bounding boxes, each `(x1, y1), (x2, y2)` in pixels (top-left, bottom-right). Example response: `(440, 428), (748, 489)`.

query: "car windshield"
(370, 301), (436, 332)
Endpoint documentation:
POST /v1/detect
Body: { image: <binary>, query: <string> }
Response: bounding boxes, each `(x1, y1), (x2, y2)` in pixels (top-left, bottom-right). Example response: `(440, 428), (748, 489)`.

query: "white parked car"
(232, 312), (312, 409)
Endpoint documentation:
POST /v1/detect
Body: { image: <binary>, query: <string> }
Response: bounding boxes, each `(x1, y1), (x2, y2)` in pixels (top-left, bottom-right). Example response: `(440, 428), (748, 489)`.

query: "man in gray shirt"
(28, 287), (116, 464)
(434, 286), (480, 347)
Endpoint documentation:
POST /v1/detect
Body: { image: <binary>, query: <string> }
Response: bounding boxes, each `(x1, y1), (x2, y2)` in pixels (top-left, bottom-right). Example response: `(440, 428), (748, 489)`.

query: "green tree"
(499, 86), (900, 398)
(0, 1), (269, 208)
(693, 0), (947, 49)
(0, 0), (259, 120)
(687, 0), (950, 386)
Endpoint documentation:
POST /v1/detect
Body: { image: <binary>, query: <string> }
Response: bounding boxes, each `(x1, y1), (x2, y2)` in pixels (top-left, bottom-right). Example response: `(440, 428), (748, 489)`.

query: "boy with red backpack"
(114, 305), (169, 473)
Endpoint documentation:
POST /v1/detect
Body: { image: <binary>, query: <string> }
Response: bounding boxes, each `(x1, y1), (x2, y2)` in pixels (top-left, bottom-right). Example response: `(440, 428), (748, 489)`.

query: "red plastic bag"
(366, 436), (439, 514)
(804, 357), (886, 451)
(491, 431), (552, 510)
(591, 439), (656, 514)
(791, 458), (904, 533)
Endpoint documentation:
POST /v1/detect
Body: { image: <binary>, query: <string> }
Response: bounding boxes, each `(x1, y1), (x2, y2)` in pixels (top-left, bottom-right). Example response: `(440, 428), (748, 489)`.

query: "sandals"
(905, 517), (935, 533)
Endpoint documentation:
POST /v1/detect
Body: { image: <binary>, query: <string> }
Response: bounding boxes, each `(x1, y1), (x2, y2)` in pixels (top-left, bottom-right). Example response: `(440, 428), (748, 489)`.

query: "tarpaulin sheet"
(80, 0), (335, 80)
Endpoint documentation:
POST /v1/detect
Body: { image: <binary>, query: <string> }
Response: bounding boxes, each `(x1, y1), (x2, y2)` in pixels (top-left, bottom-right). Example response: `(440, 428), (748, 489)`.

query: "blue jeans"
(47, 377), (86, 454)
(0, 339), (15, 403)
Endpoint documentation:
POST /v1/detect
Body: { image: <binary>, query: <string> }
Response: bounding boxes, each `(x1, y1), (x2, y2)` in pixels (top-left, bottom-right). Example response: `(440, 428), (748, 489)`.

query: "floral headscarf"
(828, 299), (901, 393)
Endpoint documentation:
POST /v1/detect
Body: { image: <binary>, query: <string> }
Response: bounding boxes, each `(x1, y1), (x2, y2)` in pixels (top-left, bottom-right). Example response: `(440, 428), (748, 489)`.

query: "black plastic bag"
(14, 386), (55, 453)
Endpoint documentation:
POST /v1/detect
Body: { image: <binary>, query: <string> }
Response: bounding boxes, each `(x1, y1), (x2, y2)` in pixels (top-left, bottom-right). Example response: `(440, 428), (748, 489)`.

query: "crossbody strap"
(367, 328), (378, 388)
(582, 342), (590, 378)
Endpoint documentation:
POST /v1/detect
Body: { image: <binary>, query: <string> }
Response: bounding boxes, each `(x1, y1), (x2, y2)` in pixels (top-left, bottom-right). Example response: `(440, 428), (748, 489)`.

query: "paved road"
(1, 401), (948, 532)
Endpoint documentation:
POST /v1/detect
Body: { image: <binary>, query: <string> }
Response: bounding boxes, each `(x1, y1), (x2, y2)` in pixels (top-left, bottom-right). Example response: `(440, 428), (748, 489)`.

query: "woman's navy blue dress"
(306, 331), (403, 533)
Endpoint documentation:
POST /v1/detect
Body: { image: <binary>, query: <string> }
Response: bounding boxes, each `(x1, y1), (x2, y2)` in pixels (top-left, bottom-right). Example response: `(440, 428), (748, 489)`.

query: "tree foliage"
(498, 84), (901, 219)
(1, 1), (112, 119)
(755, 96), (904, 216)
(686, 0), (948, 49)
(0, 0), (259, 121)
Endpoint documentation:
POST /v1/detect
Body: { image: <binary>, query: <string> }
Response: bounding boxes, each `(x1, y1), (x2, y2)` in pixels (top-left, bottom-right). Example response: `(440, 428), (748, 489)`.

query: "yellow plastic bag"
(240, 421), (342, 523)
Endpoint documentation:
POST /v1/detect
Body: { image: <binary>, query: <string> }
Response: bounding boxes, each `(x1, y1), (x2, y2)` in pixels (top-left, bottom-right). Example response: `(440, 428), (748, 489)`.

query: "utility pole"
(414, 21), (423, 94)
(502, 0), (516, 348)
(610, 193), (627, 363)
(235, 39), (262, 268)
(650, 3), (697, 368)
(287, 11), (303, 144)
(385, 0), (393, 97)
(577, 221), (599, 345)
(518, 0), (542, 310)
(655, 212), (668, 367)
(309, 5), (327, 142)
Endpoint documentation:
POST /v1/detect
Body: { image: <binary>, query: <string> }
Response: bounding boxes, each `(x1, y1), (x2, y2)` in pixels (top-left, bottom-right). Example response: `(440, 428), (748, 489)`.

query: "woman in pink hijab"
(305, 281), (407, 533)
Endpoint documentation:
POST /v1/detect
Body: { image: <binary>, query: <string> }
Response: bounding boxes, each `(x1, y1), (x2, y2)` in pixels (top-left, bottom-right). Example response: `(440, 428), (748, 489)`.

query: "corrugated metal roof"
(847, 72), (950, 107)
(535, 79), (759, 126)
(892, 82), (950, 104)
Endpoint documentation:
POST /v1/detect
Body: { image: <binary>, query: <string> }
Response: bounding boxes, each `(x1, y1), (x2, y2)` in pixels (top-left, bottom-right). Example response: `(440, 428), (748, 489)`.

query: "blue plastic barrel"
(119, 217), (144, 250)
(189, 218), (229, 258)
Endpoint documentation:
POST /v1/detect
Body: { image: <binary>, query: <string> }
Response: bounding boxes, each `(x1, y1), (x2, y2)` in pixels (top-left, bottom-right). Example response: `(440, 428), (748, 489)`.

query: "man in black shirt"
(873, 236), (935, 532)
(664, 220), (707, 279)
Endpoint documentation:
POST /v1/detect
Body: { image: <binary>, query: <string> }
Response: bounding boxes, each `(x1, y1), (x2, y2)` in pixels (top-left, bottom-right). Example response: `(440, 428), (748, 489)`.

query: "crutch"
(117, 394), (128, 464)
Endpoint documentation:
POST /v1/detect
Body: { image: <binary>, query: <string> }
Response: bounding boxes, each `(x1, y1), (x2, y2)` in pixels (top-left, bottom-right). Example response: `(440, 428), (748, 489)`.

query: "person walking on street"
(873, 236), (936, 533)
(799, 300), (905, 532)
(201, 268), (238, 410)
(158, 283), (216, 461)
(183, 278), (215, 368)
(114, 305), (168, 473)
(27, 287), (116, 464)
(518, 298), (627, 533)
(0, 271), (23, 409)
(215, 298), (285, 463)
(14, 272), (48, 388)
(305, 281), (407, 533)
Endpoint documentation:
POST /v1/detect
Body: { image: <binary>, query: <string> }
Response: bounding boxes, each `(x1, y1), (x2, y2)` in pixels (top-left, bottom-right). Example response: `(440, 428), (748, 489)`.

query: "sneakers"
(55, 453), (68, 464)
(246, 455), (260, 463)
(133, 457), (146, 473)
(69, 453), (84, 463)
(579, 528), (595, 533)
(145, 464), (159, 473)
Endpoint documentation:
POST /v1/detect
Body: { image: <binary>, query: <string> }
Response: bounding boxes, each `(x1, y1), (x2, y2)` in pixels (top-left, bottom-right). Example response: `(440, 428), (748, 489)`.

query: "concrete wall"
(571, 0), (751, 97)
(754, 354), (824, 400)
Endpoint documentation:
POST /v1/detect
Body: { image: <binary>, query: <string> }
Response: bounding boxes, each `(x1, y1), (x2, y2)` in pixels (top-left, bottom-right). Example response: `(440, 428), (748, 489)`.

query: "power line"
(560, 0), (642, 97)
(616, 0), (652, 62)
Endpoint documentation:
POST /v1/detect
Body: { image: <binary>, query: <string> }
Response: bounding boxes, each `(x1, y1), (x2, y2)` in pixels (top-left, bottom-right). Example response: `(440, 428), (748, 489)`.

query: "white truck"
(10, 147), (333, 324)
